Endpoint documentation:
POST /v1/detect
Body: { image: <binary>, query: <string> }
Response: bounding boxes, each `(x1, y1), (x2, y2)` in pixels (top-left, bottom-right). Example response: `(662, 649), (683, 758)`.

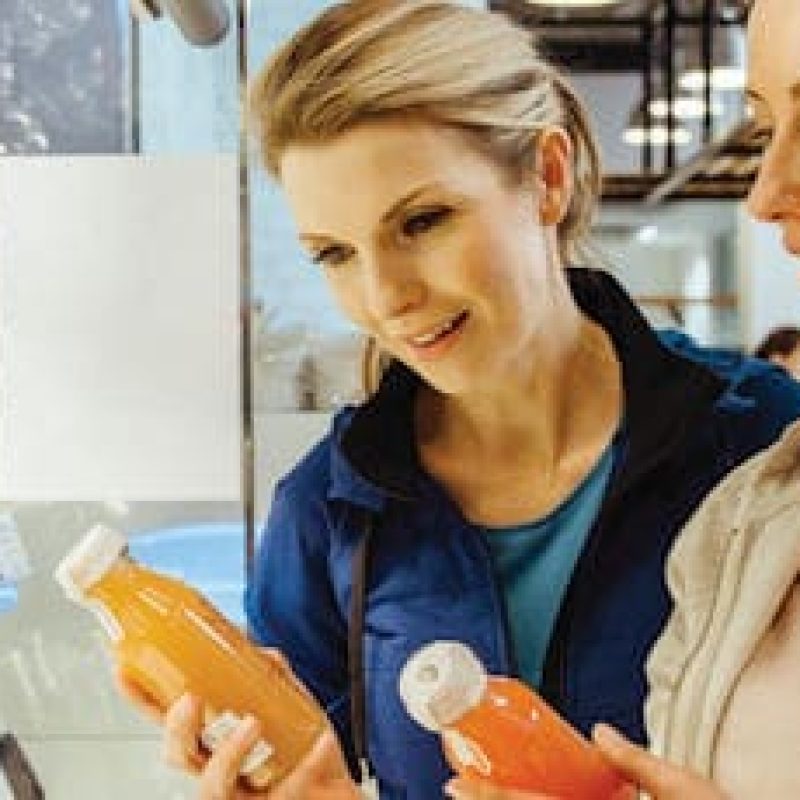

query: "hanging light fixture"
(623, 124), (693, 147)
(648, 95), (724, 120)
(129, 0), (230, 47)
(623, 103), (693, 147)
(678, 23), (746, 92)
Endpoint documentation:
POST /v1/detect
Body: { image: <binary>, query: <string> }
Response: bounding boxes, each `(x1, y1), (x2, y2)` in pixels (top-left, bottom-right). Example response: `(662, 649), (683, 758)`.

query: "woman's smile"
(403, 310), (471, 360)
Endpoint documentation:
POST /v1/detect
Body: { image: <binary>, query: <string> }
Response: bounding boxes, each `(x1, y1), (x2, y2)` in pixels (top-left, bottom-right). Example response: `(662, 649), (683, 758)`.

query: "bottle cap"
(54, 524), (128, 602)
(398, 641), (487, 732)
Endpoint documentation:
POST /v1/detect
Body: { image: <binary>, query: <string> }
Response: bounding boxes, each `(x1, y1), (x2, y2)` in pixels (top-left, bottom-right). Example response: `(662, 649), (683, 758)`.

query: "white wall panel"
(0, 156), (240, 500)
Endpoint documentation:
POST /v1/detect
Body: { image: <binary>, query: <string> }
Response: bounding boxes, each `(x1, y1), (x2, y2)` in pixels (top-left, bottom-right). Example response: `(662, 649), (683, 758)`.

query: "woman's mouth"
(405, 311), (470, 358)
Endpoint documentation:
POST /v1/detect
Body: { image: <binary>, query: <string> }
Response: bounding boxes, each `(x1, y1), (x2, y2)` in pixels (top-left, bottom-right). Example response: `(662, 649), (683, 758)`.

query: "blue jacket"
(246, 270), (800, 799)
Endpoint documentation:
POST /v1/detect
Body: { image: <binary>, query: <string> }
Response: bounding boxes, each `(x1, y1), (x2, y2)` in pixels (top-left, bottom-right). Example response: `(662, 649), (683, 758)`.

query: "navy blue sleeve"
(659, 329), (800, 455)
(244, 474), (358, 775)
(730, 361), (800, 450)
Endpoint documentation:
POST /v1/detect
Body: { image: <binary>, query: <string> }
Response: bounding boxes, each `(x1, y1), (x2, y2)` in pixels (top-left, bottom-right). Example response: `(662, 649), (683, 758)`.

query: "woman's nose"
(747, 162), (782, 223)
(362, 253), (426, 320)
(746, 136), (800, 223)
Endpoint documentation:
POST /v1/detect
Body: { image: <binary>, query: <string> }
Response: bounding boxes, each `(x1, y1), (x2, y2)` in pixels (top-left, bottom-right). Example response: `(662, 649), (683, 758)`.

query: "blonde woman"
(125, 2), (800, 798)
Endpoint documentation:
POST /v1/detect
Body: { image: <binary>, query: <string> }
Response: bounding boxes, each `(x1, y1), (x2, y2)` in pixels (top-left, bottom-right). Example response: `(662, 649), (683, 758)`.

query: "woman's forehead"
(278, 129), (493, 244)
(280, 123), (503, 211)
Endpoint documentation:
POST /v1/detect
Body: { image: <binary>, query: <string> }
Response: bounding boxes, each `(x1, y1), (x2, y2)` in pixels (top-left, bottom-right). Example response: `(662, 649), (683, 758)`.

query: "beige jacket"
(645, 418), (800, 775)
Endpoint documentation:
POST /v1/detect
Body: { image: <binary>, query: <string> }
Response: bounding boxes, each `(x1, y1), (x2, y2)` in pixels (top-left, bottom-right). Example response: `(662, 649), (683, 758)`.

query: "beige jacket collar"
(645, 418), (800, 774)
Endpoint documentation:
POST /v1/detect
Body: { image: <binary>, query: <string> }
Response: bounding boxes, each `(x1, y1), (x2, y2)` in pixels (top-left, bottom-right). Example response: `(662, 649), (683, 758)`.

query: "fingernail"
(238, 714), (260, 742)
(443, 780), (461, 799)
(175, 693), (194, 714)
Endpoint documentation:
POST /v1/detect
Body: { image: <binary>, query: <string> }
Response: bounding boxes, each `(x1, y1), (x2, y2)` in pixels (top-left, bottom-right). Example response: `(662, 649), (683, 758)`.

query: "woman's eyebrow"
(379, 183), (447, 226)
(746, 81), (800, 103)
(298, 183), (449, 244)
(745, 86), (765, 104)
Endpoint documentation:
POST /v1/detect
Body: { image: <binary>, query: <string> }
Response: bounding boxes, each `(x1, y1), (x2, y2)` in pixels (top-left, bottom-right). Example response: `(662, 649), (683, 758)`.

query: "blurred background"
(1, 0), (798, 796)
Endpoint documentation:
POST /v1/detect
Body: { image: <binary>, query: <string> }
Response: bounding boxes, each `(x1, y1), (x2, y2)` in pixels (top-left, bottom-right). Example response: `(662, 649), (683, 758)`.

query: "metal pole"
(642, 18), (653, 174)
(701, 0), (714, 145)
(130, 12), (141, 153)
(665, 0), (676, 171)
(237, 0), (256, 581)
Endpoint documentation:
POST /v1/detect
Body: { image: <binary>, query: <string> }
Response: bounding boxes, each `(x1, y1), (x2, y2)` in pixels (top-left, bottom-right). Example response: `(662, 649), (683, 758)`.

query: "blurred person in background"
(754, 324), (800, 379)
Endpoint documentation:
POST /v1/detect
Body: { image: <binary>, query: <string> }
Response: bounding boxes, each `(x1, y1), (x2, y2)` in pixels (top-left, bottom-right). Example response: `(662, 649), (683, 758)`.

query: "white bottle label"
(200, 710), (274, 774)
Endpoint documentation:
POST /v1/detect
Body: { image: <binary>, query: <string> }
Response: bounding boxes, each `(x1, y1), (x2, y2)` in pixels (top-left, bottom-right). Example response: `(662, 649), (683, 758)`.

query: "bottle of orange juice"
(54, 524), (327, 790)
(399, 641), (633, 800)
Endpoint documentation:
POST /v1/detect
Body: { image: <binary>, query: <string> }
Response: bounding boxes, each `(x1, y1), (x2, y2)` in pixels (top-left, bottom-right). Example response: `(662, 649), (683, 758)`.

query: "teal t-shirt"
(482, 442), (615, 689)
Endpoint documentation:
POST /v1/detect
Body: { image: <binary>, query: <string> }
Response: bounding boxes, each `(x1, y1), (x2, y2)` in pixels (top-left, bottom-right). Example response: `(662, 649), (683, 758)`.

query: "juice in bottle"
(399, 641), (634, 800)
(54, 524), (327, 790)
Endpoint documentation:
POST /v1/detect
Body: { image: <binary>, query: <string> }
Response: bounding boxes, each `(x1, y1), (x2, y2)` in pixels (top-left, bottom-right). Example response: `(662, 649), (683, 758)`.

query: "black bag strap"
(348, 513), (374, 780)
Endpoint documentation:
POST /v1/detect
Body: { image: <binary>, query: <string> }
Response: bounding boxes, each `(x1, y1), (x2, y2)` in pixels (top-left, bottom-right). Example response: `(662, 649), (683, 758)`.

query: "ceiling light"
(636, 225), (659, 244)
(623, 105), (694, 147)
(649, 96), (724, 120)
(623, 125), (693, 146)
(679, 66), (746, 92)
(129, 0), (229, 46)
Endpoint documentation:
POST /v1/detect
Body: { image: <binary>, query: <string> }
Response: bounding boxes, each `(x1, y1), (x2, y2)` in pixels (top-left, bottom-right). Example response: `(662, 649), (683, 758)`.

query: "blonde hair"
(248, 0), (602, 394)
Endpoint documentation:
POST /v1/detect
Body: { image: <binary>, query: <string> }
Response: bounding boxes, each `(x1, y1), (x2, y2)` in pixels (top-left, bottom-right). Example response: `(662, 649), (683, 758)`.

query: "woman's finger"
(592, 723), (727, 800)
(198, 715), (263, 800)
(592, 723), (677, 795)
(445, 778), (557, 799)
(162, 693), (206, 774)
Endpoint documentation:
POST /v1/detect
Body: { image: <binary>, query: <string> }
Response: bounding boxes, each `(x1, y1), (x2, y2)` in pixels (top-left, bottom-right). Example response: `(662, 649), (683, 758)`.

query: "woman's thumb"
(593, 723), (673, 795)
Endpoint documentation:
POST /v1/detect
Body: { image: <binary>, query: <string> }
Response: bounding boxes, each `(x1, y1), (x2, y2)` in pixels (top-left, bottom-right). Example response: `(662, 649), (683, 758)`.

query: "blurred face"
(280, 119), (573, 395)
(746, 0), (800, 254)
(770, 347), (800, 380)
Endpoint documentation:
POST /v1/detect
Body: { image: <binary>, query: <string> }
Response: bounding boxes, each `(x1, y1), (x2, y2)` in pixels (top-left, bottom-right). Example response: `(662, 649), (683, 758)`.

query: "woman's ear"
(534, 127), (574, 226)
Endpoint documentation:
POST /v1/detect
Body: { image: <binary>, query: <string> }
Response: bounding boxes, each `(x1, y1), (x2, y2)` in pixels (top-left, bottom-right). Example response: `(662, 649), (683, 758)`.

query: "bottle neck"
(84, 551), (137, 620)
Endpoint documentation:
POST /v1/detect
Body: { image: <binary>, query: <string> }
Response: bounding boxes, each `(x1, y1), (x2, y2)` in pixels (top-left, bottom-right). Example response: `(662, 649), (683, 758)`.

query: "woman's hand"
(444, 779), (556, 799)
(443, 723), (729, 800)
(162, 696), (360, 800)
(592, 723), (729, 800)
(116, 648), (361, 799)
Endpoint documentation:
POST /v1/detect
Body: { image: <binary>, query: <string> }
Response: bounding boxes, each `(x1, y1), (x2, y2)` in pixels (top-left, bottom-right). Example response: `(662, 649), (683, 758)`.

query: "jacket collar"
(329, 268), (727, 509)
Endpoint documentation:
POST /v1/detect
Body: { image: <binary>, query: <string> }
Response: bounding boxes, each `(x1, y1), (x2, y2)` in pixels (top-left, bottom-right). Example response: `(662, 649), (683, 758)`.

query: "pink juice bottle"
(399, 642), (634, 799)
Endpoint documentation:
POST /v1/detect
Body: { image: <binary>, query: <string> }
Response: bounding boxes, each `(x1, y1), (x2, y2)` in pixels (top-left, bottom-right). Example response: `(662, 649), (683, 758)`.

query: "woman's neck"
(417, 315), (623, 477)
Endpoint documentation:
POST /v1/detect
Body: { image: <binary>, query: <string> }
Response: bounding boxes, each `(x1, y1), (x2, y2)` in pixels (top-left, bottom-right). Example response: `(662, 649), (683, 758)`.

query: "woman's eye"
(752, 125), (774, 147)
(311, 246), (351, 267)
(401, 208), (451, 238)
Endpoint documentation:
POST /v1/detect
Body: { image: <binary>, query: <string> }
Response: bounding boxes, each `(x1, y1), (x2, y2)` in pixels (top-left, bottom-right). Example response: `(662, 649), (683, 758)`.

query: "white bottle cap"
(54, 524), (128, 602)
(398, 641), (488, 732)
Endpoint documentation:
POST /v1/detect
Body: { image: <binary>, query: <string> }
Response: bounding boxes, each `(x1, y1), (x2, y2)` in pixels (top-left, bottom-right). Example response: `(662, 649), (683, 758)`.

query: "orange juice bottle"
(399, 642), (633, 800)
(54, 524), (327, 790)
